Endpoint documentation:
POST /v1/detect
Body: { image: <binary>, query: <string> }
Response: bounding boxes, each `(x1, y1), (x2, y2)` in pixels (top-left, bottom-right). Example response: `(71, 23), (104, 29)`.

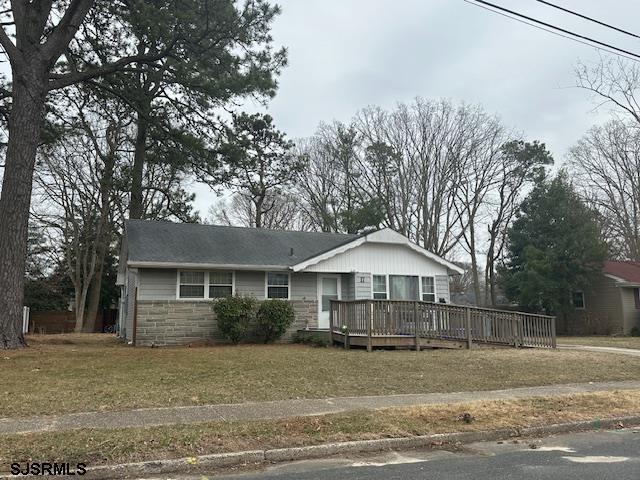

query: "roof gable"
(292, 228), (464, 275)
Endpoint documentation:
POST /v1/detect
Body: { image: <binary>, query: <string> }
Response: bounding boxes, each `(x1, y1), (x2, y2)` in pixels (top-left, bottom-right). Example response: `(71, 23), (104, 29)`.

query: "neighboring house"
(116, 220), (463, 346)
(560, 261), (640, 335)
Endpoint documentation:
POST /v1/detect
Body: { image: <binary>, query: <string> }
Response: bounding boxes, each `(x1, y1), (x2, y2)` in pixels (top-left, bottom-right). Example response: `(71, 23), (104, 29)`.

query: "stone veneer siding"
(135, 299), (316, 346)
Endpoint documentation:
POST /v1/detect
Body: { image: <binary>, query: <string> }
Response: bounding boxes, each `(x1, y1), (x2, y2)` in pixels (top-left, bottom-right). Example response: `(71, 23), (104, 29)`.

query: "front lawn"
(559, 336), (640, 350)
(2, 391), (639, 470)
(2, 334), (640, 418)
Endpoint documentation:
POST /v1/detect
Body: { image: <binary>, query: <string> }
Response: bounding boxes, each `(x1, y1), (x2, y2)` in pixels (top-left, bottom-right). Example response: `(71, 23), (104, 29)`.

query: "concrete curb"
(3, 416), (639, 479)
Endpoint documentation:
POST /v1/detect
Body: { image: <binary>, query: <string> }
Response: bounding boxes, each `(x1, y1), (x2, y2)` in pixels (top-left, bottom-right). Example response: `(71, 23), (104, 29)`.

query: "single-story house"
(117, 220), (463, 346)
(560, 261), (640, 335)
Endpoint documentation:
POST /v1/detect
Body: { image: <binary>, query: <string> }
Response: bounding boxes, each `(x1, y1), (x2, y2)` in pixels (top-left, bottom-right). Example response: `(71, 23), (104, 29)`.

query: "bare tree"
(294, 129), (352, 232)
(34, 122), (123, 333)
(576, 57), (640, 125)
(483, 141), (553, 306)
(569, 120), (640, 260)
(208, 191), (305, 230)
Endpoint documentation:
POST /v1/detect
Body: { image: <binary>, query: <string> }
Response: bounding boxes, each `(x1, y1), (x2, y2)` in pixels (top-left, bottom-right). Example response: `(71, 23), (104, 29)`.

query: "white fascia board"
(128, 261), (290, 271)
(604, 273), (628, 284)
(291, 237), (367, 272)
(401, 242), (464, 275)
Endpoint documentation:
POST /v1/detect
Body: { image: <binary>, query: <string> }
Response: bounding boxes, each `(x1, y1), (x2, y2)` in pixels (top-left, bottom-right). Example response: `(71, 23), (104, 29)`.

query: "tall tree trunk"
(0, 77), (47, 349)
(468, 223), (482, 306)
(83, 259), (104, 333)
(129, 109), (149, 219)
(74, 285), (90, 333)
(255, 195), (264, 228)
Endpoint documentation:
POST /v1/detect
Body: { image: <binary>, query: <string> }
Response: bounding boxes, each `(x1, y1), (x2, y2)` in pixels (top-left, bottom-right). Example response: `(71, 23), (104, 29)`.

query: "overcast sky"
(192, 0), (640, 215)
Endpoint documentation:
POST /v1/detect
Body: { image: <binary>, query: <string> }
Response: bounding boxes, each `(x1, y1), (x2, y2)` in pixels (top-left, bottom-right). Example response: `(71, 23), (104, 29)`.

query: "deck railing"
(329, 299), (556, 349)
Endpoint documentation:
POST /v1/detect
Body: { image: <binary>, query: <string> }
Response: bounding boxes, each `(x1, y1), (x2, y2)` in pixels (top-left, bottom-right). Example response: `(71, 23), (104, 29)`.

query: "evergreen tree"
(500, 173), (607, 315)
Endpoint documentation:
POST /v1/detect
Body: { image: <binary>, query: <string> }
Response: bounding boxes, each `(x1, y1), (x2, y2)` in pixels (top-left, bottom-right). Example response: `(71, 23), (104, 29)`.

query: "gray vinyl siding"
(134, 268), (317, 301)
(138, 269), (176, 300)
(124, 269), (138, 342)
(621, 287), (640, 334)
(354, 272), (372, 299)
(341, 273), (354, 300)
(235, 271), (264, 297)
(291, 272), (317, 300)
(435, 275), (450, 303)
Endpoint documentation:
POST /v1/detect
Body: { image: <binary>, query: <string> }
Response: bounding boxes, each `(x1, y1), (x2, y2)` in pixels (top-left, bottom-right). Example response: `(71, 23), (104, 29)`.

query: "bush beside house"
(256, 300), (295, 343)
(213, 296), (258, 344)
(213, 297), (296, 344)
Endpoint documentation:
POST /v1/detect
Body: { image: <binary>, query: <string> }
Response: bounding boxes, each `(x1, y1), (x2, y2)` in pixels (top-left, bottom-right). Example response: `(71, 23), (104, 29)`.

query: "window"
(572, 291), (585, 309)
(179, 271), (205, 299)
(177, 270), (234, 299)
(421, 277), (436, 302)
(373, 275), (388, 300)
(389, 275), (419, 300)
(266, 272), (289, 299)
(209, 271), (233, 298)
(634, 288), (640, 310)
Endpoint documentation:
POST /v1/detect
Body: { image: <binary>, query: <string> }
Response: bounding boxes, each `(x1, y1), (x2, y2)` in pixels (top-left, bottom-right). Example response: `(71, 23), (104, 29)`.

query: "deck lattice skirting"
(329, 300), (556, 351)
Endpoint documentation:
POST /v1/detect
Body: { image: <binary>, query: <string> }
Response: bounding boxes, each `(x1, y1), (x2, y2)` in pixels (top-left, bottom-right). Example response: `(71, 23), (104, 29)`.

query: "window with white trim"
(372, 275), (388, 300)
(572, 291), (585, 309)
(179, 271), (205, 299)
(266, 272), (289, 299)
(209, 271), (233, 298)
(421, 276), (436, 302)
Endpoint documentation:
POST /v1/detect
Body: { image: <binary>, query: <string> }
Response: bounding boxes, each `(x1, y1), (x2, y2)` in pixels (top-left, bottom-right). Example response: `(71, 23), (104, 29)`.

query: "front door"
(318, 275), (341, 329)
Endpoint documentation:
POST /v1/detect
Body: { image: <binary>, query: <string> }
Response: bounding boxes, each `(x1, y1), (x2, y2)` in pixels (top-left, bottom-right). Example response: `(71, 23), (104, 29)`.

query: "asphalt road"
(173, 428), (640, 480)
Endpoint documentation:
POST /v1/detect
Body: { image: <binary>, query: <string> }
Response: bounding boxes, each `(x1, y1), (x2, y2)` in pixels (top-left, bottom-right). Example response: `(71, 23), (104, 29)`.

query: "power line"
(465, 0), (640, 62)
(534, 0), (640, 40)
(465, 0), (640, 63)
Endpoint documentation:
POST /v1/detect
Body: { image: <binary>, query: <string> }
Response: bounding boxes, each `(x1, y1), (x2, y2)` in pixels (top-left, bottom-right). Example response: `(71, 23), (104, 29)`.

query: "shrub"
(213, 296), (257, 344)
(631, 326), (640, 337)
(256, 299), (295, 343)
(292, 332), (330, 348)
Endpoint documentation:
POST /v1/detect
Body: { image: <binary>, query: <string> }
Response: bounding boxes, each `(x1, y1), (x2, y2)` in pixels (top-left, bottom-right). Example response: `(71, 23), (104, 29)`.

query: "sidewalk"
(558, 344), (640, 357)
(2, 380), (639, 436)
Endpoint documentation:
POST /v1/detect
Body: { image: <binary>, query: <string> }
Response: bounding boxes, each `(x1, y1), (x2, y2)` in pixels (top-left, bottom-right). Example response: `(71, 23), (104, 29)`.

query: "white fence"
(22, 306), (30, 334)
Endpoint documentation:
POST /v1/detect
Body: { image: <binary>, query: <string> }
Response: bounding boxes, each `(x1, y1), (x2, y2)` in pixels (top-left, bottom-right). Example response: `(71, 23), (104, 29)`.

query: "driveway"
(559, 344), (640, 357)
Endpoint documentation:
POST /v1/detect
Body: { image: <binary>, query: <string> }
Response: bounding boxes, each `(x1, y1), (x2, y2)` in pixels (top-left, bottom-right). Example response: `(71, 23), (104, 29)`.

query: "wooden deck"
(329, 300), (556, 351)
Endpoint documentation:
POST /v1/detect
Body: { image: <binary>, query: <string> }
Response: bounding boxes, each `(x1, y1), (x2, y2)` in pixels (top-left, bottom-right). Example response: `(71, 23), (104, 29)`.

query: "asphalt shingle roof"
(603, 261), (640, 284)
(125, 220), (362, 267)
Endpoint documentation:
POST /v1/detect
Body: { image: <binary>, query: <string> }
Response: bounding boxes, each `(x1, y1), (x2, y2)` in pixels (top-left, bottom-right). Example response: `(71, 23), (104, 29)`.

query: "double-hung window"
(421, 276), (436, 302)
(266, 272), (290, 299)
(178, 270), (234, 299)
(372, 275), (388, 299)
(209, 271), (234, 298)
(179, 271), (205, 299)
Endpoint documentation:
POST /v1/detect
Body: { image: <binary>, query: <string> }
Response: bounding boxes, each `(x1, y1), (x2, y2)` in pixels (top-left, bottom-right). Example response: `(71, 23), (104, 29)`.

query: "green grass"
(2, 390), (639, 470)
(2, 333), (640, 418)
(559, 336), (640, 350)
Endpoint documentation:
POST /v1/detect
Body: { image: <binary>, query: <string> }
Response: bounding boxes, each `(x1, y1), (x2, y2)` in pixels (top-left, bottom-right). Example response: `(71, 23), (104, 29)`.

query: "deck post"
(329, 301), (334, 347)
(551, 316), (557, 348)
(512, 315), (519, 348)
(414, 301), (420, 352)
(465, 307), (472, 349)
(366, 300), (373, 352)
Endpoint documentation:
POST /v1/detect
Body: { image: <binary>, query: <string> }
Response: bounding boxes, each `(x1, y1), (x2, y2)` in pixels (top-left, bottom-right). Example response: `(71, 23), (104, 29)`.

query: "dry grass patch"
(559, 336), (640, 350)
(1, 390), (638, 470)
(2, 334), (640, 417)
